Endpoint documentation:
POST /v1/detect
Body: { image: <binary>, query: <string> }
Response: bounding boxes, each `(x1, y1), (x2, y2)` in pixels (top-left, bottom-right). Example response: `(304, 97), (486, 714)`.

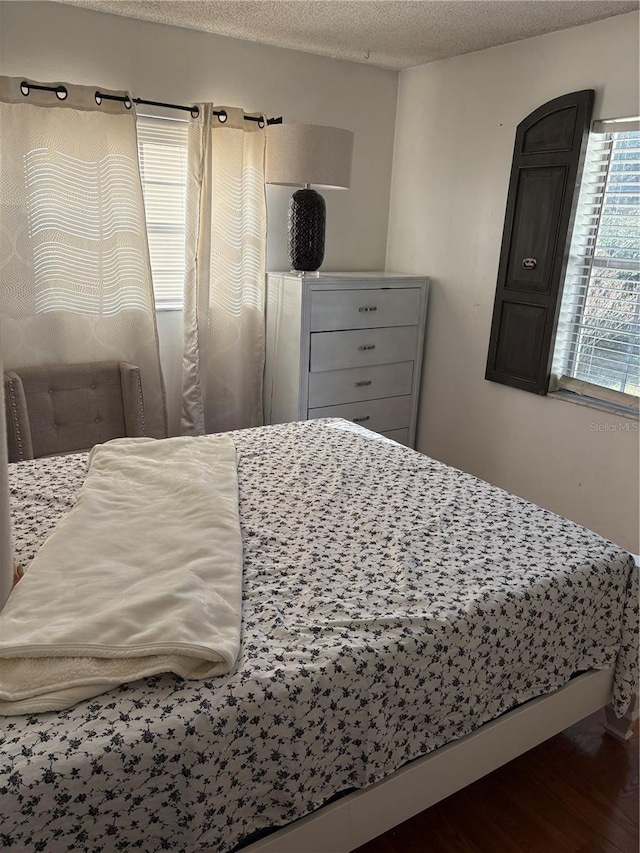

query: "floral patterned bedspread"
(1, 419), (638, 853)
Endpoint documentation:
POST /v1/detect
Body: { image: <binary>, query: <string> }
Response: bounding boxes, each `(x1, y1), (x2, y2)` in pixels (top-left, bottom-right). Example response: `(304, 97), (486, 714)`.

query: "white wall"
(0, 1), (397, 434)
(387, 12), (640, 552)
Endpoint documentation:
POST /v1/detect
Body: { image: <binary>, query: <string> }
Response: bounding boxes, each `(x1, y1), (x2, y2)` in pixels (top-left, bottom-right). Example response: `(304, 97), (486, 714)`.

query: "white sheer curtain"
(0, 357), (12, 611)
(182, 105), (267, 435)
(0, 77), (167, 437)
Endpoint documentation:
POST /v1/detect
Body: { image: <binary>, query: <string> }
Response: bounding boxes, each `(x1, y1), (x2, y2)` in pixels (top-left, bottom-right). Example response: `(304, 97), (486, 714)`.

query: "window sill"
(548, 390), (639, 422)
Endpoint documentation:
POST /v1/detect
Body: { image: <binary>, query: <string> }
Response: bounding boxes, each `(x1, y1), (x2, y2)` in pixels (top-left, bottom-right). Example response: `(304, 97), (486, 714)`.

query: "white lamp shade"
(265, 123), (354, 189)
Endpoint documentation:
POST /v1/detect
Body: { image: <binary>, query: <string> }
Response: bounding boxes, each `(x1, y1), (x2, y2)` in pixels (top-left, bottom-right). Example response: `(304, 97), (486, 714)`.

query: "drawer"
(308, 361), (414, 408)
(310, 326), (417, 372)
(307, 395), (411, 433)
(381, 428), (410, 446)
(310, 288), (421, 332)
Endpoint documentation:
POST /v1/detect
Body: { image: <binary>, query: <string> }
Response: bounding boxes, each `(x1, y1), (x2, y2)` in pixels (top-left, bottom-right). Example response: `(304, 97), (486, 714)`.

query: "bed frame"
(245, 668), (635, 853)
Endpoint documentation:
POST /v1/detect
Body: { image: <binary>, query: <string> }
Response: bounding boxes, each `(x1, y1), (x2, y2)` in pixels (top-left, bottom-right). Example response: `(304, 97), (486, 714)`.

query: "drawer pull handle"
(357, 344), (376, 351)
(358, 305), (378, 313)
(354, 380), (372, 387)
(353, 415), (370, 423)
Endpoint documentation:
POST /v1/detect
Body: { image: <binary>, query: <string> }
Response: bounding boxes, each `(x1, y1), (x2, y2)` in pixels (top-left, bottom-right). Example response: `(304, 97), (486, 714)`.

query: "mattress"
(1, 418), (638, 853)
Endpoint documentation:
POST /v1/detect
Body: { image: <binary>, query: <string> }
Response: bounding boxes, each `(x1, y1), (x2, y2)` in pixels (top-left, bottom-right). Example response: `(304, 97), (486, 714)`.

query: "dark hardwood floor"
(354, 711), (639, 853)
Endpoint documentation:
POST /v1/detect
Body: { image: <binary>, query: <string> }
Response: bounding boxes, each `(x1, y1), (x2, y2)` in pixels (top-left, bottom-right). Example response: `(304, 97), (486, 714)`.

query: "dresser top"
(269, 271), (427, 281)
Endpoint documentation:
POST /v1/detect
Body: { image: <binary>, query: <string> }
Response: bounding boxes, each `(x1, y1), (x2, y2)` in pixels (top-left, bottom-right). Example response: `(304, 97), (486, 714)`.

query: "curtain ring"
(190, 106), (200, 119)
(20, 81), (30, 97)
(258, 117), (265, 129)
(217, 110), (227, 123)
(95, 91), (103, 106)
(123, 97), (132, 110)
(55, 86), (68, 101)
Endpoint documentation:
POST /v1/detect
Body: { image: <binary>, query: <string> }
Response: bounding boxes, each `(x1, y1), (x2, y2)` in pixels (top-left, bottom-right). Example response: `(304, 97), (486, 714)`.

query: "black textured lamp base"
(288, 188), (326, 272)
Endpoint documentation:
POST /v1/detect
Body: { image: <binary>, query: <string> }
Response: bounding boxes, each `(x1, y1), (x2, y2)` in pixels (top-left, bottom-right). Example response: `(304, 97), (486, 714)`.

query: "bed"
(1, 418), (637, 852)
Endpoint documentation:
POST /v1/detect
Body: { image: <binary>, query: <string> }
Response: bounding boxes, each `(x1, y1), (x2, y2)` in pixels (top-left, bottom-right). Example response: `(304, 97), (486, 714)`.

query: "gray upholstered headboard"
(4, 361), (146, 462)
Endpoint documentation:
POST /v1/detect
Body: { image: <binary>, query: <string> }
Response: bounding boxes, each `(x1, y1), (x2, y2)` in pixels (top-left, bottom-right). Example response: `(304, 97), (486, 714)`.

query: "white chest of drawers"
(263, 272), (429, 447)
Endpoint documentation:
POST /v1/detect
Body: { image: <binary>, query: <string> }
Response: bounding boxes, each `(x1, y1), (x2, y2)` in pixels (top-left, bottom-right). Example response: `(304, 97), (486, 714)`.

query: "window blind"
(553, 121), (640, 406)
(137, 115), (189, 309)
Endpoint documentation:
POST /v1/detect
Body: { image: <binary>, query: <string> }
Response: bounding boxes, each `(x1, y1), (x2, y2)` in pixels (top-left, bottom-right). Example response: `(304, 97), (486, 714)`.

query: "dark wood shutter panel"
(486, 90), (594, 394)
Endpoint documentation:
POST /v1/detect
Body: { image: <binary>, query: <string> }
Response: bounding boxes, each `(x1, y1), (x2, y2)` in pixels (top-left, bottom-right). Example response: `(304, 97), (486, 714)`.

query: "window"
(136, 115), (189, 310)
(553, 119), (640, 412)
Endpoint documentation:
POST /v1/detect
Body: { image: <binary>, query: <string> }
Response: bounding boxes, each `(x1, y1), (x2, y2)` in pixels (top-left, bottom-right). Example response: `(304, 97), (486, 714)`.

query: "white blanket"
(0, 436), (243, 715)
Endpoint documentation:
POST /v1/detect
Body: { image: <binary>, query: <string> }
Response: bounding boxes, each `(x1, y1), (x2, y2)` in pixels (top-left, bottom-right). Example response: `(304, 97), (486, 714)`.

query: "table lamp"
(266, 123), (354, 272)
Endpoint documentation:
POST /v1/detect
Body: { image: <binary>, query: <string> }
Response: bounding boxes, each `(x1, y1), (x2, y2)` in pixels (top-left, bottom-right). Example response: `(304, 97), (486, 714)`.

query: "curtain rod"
(20, 81), (283, 126)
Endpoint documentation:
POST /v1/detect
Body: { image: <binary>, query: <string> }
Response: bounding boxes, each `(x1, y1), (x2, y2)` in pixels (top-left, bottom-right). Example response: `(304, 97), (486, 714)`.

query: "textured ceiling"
(57, 1), (639, 70)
